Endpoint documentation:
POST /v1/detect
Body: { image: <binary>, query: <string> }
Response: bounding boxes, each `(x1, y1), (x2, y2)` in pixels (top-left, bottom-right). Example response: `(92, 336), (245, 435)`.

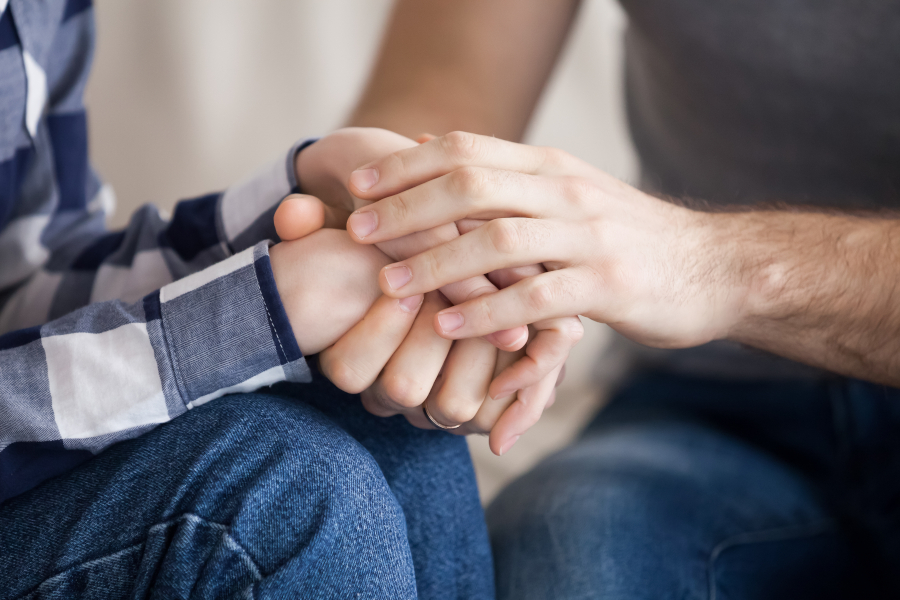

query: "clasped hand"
(347, 131), (747, 355)
(273, 128), (582, 455)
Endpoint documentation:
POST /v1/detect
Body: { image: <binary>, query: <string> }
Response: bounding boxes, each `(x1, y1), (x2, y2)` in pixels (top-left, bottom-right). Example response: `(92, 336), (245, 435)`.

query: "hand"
(293, 127), (528, 351)
(274, 193), (536, 454)
(346, 131), (744, 350)
(279, 130), (572, 453)
(294, 127), (416, 216)
(269, 228), (422, 356)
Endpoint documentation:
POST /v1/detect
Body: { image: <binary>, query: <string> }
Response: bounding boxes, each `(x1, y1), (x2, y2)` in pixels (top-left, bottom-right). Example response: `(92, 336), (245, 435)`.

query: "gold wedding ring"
(423, 403), (461, 430)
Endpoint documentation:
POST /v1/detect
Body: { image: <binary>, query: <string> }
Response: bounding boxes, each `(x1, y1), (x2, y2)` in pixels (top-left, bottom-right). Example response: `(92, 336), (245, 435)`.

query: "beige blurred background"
(85, 0), (638, 503)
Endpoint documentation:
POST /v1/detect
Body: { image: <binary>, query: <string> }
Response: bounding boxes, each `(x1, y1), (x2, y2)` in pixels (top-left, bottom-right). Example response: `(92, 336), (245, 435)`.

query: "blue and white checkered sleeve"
(0, 241), (309, 504)
(0, 139), (316, 333)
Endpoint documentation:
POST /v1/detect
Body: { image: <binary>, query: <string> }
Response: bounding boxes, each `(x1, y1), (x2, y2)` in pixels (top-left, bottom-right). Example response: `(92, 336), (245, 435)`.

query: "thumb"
(275, 194), (351, 240)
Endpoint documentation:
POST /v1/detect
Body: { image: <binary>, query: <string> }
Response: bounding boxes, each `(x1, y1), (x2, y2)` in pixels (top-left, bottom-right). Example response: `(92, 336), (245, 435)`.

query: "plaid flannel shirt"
(0, 0), (311, 504)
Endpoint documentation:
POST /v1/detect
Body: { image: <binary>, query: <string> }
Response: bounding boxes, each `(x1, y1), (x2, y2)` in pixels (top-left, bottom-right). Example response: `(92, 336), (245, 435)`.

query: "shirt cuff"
(217, 138), (318, 253)
(147, 241), (310, 411)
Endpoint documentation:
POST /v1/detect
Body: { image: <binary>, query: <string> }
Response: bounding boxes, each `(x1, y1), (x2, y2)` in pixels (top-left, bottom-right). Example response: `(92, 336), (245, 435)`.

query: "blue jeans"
(488, 372), (900, 599)
(0, 374), (494, 599)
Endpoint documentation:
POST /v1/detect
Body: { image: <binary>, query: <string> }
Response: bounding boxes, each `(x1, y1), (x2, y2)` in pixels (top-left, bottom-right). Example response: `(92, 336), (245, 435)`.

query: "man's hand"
(346, 131), (900, 387)
(347, 132), (736, 350)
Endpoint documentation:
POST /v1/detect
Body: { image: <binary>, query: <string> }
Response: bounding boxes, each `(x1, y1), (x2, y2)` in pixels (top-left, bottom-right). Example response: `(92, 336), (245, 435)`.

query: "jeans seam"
(14, 542), (145, 600)
(147, 512), (264, 583)
(16, 512), (263, 600)
(706, 519), (837, 600)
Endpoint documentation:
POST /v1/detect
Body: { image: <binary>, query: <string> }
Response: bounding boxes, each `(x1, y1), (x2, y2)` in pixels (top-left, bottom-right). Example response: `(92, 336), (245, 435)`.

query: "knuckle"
(360, 390), (395, 417)
(561, 176), (600, 209)
(486, 219), (521, 256)
(539, 146), (571, 170)
(563, 318), (585, 343)
(525, 279), (556, 313)
(436, 400), (479, 426)
(450, 166), (491, 199)
(385, 148), (411, 178)
(388, 190), (414, 223)
(443, 131), (482, 163)
(416, 249), (444, 287)
(472, 295), (498, 330)
(601, 257), (631, 293)
(381, 374), (428, 409)
(325, 359), (370, 395)
(586, 216), (608, 241)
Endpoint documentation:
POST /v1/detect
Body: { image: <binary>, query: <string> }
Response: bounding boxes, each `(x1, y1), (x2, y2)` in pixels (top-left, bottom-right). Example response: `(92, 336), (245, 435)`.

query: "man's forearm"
(723, 210), (900, 385)
(348, 0), (581, 141)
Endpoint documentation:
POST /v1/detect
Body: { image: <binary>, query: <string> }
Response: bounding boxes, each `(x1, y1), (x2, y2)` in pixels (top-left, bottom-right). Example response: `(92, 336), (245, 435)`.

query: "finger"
(275, 194), (351, 240)
(487, 264), (545, 290)
(462, 348), (522, 436)
(346, 167), (568, 244)
(546, 388), (558, 408)
(374, 221), (529, 351)
(348, 131), (563, 199)
(363, 292), (453, 416)
(488, 316), (583, 399)
(318, 293), (423, 395)
(378, 218), (573, 298)
(454, 218), (488, 235)
(360, 386), (434, 428)
(489, 363), (564, 456)
(415, 133), (437, 144)
(454, 218), (549, 290)
(432, 268), (593, 339)
(441, 273), (528, 351)
(424, 337), (497, 428)
(361, 380), (437, 430)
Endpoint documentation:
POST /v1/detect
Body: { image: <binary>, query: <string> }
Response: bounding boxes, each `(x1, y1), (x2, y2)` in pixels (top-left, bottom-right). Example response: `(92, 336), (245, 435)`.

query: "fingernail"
(348, 211), (378, 239)
(384, 265), (412, 290)
(498, 435), (521, 456)
(398, 295), (423, 313)
(487, 326), (528, 349)
(437, 312), (464, 333)
(350, 168), (378, 192)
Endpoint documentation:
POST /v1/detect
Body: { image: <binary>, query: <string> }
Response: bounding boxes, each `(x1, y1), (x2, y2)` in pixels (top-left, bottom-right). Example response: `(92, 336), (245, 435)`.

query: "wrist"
(270, 229), (392, 355)
(691, 211), (764, 344)
(711, 211), (796, 345)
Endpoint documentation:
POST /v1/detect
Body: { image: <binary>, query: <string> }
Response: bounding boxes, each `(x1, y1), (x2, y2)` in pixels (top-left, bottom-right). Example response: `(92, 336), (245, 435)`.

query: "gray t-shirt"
(609, 0), (900, 380)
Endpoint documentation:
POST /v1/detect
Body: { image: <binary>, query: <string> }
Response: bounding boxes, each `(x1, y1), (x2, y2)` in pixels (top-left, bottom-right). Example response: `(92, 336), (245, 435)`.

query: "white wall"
(85, 0), (637, 501)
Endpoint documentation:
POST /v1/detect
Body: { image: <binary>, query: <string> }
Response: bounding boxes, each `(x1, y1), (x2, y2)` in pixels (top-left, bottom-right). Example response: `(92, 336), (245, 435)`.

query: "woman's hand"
(346, 132), (744, 351)
(269, 229), (417, 356)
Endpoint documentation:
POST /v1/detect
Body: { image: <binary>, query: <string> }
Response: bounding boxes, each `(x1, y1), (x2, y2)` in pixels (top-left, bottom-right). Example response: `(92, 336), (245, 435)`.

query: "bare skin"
(346, 132), (900, 388)
(349, 0), (581, 141)
(276, 128), (578, 454)
(343, 0), (899, 449)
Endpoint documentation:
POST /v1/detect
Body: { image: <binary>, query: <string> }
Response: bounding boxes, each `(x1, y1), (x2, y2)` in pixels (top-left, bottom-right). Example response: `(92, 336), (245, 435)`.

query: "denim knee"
(487, 420), (838, 600)
(165, 393), (414, 570)
(0, 391), (419, 599)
